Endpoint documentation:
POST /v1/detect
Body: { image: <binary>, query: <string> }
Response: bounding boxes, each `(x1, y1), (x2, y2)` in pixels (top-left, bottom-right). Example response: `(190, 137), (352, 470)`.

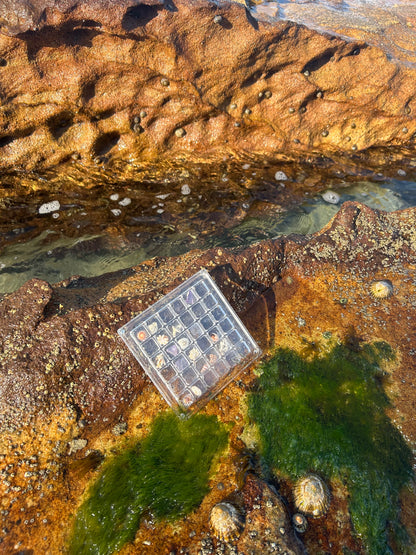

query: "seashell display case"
(118, 269), (261, 412)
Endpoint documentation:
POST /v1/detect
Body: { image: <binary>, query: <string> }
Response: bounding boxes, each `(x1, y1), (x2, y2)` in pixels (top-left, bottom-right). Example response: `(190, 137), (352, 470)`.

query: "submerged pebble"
(322, 190), (340, 204)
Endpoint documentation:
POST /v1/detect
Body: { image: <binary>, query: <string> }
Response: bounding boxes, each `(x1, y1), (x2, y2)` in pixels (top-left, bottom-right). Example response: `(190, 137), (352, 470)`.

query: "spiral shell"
(370, 280), (393, 299)
(293, 474), (330, 517)
(209, 502), (245, 542)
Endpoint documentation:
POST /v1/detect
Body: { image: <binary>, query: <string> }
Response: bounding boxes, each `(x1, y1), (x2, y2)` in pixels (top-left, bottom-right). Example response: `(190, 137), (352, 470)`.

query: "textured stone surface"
(0, 201), (415, 553)
(0, 0), (415, 172)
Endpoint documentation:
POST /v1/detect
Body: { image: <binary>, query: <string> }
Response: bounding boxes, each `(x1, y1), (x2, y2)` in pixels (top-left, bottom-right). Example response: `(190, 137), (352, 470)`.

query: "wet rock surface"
(0, 201), (415, 553)
(0, 0), (415, 172)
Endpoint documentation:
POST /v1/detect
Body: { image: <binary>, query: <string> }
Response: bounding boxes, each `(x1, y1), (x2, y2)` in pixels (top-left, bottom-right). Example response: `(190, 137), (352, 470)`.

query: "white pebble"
(38, 201), (60, 214)
(111, 208), (122, 216)
(156, 209), (164, 214)
(274, 171), (288, 181)
(322, 190), (340, 204)
(156, 193), (170, 200)
(397, 169), (406, 176)
(109, 193), (119, 201)
(119, 197), (131, 206)
(52, 212), (59, 219)
(181, 184), (191, 195)
(242, 163), (250, 170)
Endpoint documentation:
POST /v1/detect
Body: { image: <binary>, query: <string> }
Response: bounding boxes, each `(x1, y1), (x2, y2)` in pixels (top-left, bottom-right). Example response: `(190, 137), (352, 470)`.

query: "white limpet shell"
(370, 280), (393, 299)
(293, 474), (330, 518)
(209, 502), (245, 543)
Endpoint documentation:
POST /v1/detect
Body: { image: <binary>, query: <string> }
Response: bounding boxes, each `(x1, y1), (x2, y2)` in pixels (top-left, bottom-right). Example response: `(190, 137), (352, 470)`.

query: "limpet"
(209, 502), (245, 543)
(370, 279), (393, 299)
(293, 474), (330, 517)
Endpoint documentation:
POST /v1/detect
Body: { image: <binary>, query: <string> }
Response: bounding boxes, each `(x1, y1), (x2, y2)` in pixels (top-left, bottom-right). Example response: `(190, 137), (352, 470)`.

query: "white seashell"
(293, 474), (330, 517)
(209, 502), (245, 543)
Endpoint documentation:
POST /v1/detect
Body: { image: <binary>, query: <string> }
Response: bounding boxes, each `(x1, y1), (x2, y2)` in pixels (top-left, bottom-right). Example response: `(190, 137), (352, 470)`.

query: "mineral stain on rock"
(248, 343), (414, 554)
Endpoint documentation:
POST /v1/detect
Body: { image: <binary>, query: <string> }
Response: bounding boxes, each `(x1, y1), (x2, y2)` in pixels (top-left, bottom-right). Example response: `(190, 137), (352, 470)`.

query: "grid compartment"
(118, 269), (261, 411)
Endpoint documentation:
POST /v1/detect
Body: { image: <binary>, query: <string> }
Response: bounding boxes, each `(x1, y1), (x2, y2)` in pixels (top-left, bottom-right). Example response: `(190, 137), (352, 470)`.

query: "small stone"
(352, 144), (357, 151)
(351, 122), (356, 129)
(119, 197), (131, 207)
(213, 15), (223, 23)
(234, 122), (241, 127)
(109, 193), (119, 201)
(39, 201), (60, 214)
(175, 127), (186, 138)
(181, 184), (191, 195)
(293, 138), (300, 144)
(288, 107), (295, 113)
(244, 108), (252, 115)
(133, 115), (140, 124)
(274, 171), (288, 181)
(303, 70), (310, 76)
(264, 90), (272, 98)
(321, 130), (329, 137)
(160, 77), (170, 86)
(316, 91), (323, 98)
(397, 169), (406, 176)
(258, 91), (263, 99)
(322, 190), (340, 204)
(402, 127), (408, 133)
(139, 110), (148, 118)
(230, 103), (237, 109)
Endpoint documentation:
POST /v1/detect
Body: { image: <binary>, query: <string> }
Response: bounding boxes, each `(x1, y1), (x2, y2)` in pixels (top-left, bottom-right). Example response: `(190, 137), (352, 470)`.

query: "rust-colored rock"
(0, 0), (415, 172)
(0, 201), (416, 553)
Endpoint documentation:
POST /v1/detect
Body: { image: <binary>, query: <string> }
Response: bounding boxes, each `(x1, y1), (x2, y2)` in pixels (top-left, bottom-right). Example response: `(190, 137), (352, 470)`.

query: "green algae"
(69, 412), (229, 555)
(248, 342), (413, 554)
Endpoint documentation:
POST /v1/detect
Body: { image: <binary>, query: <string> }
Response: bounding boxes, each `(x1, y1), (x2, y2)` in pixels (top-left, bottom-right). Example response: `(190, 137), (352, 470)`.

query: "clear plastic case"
(118, 269), (261, 411)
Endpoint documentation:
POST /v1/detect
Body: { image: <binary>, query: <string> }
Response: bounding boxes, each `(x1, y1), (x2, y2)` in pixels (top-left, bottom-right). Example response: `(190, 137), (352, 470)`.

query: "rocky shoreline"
(0, 0), (415, 173)
(0, 201), (415, 553)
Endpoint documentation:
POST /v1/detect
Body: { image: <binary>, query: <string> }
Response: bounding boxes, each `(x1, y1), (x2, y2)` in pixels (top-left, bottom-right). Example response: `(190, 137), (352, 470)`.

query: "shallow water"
(0, 160), (415, 295)
(250, 0), (416, 66)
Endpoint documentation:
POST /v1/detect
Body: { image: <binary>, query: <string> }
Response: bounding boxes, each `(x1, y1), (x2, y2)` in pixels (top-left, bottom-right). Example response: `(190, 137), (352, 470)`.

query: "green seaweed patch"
(69, 412), (229, 555)
(248, 342), (413, 554)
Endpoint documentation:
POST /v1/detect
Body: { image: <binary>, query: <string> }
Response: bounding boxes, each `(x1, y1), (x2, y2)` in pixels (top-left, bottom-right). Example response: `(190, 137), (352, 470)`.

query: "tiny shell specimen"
(156, 334), (169, 346)
(209, 502), (245, 543)
(148, 322), (158, 334)
(154, 354), (165, 369)
(188, 348), (200, 361)
(178, 337), (190, 349)
(292, 513), (308, 533)
(293, 474), (330, 517)
(210, 333), (219, 342)
(370, 280), (393, 299)
(136, 330), (147, 341)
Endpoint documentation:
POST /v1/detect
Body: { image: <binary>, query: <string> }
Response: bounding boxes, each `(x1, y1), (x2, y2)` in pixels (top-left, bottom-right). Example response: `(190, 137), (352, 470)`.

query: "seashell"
(209, 502), (245, 543)
(148, 322), (158, 334)
(370, 279), (393, 299)
(188, 347), (200, 361)
(136, 329), (147, 342)
(156, 334), (169, 346)
(292, 512), (308, 533)
(293, 474), (330, 517)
